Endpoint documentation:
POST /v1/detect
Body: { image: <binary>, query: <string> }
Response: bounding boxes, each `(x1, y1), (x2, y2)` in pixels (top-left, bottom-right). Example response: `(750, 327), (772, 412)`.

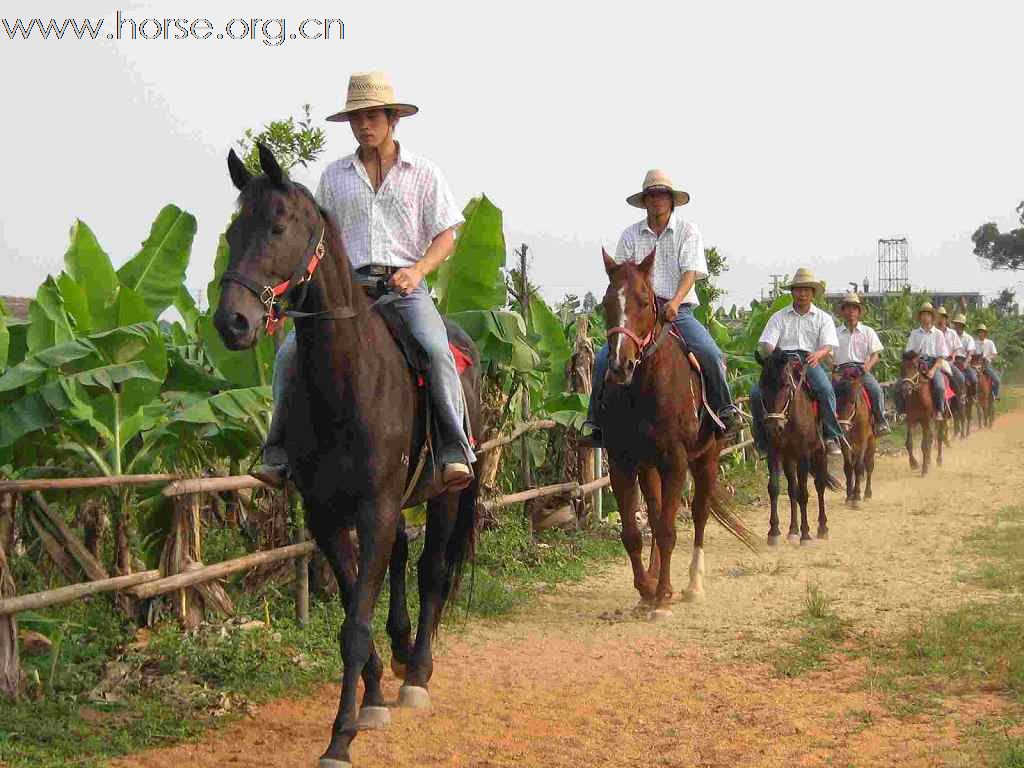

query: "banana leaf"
(529, 295), (571, 396)
(63, 219), (119, 330)
(434, 196), (507, 315)
(117, 205), (197, 318)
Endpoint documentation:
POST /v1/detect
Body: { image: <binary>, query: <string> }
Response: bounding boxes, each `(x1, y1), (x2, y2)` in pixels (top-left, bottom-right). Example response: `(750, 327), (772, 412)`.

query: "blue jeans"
(984, 362), (1002, 398)
(962, 363), (978, 391)
(268, 282), (475, 466)
(749, 357), (844, 452)
(586, 305), (735, 424)
(861, 371), (888, 427)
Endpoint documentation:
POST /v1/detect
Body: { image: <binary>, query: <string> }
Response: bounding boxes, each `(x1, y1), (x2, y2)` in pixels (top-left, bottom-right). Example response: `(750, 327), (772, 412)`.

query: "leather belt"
(356, 264), (400, 278)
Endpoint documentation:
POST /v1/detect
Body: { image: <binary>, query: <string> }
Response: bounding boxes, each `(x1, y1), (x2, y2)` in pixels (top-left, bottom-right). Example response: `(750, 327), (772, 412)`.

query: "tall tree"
(973, 201), (1024, 271)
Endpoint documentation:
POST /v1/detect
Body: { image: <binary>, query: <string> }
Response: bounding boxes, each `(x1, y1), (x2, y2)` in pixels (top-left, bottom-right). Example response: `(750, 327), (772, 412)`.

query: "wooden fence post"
(0, 492), (21, 699)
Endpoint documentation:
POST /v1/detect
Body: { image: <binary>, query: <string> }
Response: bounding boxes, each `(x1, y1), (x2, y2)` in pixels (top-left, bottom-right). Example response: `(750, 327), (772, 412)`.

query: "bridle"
(762, 357), (806, 428)
(605, 289), (672, 367)
(220, 216), (359, 335)
(834, 364), (863, 432)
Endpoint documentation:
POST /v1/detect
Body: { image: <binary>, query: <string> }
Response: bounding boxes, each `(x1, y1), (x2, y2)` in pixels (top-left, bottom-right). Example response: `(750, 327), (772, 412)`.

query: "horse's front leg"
(784, 457), (801, 543)
(316, 497), (399, 767)
(386, 520), (413, 681)
(936, 419), (945, 466)
(637, 465), (663, 584)
(813, 453), (830, 540)
(921, 421), (932, 476)
(843, 447), (855, 505)
(652, 459), (687, 610)
(767, 450), (783, 546)
(610, 460), (655, 605)
(864, 438), (875, 500)
(797, 457), (812, 544)
(906, 422), (919, 470)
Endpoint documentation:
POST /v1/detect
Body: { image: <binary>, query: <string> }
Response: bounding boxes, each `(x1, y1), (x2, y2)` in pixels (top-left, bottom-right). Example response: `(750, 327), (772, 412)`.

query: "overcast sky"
(2, 0), (1022, 312)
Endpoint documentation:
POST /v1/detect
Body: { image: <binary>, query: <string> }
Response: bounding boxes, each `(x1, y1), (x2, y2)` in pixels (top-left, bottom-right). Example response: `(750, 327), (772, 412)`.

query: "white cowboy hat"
(326, 71), (418, 122)
(784, 267), (825, 296)
(626, 170), (691, 208)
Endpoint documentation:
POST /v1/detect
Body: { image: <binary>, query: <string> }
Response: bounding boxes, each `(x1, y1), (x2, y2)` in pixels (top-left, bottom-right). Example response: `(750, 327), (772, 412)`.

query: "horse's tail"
(824, 470), (844, 493)
(708, 486), (762, 554)
(434, 474), (478, 636)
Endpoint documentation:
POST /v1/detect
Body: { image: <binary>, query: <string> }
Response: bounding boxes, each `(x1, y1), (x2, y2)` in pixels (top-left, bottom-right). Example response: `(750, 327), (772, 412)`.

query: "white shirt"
(905, 326), (949, 358)
(978, 338), (998, 361)
(614, 211), (706, 305)
(834, 322), (883, 366)
(939, 326), (962, 359)
(315, 146), (461, 270)
(955, 331), (975, 359)
(759, 303), (839, 353)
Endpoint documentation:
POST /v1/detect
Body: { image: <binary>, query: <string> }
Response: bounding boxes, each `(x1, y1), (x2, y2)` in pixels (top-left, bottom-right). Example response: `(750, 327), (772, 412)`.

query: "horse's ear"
(257, 142), (286, 187)
(638, 248), (656, 275)
(602, 248), (618, 276)
(227, 149), (253, 191)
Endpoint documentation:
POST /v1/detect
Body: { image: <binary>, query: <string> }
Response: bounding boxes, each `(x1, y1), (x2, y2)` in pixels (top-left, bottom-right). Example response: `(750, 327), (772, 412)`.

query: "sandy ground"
(114, 408), (1024, 768)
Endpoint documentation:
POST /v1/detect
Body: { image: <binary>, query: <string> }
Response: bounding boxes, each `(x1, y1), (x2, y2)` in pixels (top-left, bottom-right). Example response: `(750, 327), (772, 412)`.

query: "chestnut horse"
(899, 351), (944, 474)
(955, 357), (975, 438)
(597, 250), (756, 615)
(974, 354), (995, 429)
(833, 366), (875, 508)
(759, 351), (842, 545)
(216, 146), (480, 768)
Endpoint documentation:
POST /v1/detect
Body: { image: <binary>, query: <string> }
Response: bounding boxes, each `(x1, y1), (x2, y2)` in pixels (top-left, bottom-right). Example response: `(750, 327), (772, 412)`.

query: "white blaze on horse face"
(613, 286), (628, 368)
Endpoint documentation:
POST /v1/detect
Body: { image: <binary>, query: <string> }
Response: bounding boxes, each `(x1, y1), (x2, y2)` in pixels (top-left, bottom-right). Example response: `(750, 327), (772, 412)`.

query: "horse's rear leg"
(314, 501), (398, 766)
(610, 461), (655, 604)
(812, 454), (829, 540)
(685, 452), (718, 602)
(401, 490), (460, 708)
(784, 458), (801, 543)
(797, 458), (812, 544)
(637, 466), (662, 583)
(386, 521), (413, 680)
(767, 451), (783, 546)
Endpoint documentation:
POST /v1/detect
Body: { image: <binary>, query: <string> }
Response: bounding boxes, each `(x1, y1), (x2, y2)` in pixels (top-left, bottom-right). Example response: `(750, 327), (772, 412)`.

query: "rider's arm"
(390, 228), (456, 294)
(668, 271), (698, 311)
(807, 314), (838, 367)
(863, 352), (880, 373)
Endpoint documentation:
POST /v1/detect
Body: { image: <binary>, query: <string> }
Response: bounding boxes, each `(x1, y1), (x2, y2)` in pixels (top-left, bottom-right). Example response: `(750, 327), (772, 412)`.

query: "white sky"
(2, 0), (1022, 311)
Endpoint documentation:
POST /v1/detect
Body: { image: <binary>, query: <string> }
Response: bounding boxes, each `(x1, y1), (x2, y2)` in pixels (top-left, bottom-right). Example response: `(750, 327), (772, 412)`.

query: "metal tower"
(877, 237), (909, 294)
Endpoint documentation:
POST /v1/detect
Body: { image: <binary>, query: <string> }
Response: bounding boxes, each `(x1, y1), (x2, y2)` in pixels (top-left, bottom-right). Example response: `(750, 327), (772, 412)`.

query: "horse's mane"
(902, 350), (919, 363)
(757, 349), (791, 394)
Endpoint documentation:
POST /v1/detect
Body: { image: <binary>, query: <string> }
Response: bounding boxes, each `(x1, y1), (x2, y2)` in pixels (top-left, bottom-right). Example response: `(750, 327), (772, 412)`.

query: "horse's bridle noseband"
(606, 294), (673, 369)
(762, 357), (806, 428)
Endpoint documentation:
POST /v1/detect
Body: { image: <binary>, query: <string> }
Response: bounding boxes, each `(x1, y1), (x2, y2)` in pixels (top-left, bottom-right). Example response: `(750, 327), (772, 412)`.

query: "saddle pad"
(451, 343), (473, 376)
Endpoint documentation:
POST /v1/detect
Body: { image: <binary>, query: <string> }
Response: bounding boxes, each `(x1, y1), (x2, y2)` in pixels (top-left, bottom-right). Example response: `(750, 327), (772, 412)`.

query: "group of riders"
(255, 71), (1002, 486)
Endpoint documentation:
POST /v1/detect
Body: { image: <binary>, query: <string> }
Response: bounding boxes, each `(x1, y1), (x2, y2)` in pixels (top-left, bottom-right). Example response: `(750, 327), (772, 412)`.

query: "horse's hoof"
(357, 706), (391, 730)
(767, 535), (782, 546)
(800, 537), (815, 547)
(319, 760), (352, 768)
(398, 685), (431, 710)
(817, 529), (829, 540)
(787, 534), (800, 544)
(650, 608), (674, 621)
(683, 589), (705, 603)
(390, 658), (407, 680)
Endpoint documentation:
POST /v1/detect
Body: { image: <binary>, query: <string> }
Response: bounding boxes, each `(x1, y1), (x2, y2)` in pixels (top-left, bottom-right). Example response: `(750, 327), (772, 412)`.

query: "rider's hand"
(389, 265), (423, 296)
(662, 300), (681, 322)
(806, 350), (826, 367)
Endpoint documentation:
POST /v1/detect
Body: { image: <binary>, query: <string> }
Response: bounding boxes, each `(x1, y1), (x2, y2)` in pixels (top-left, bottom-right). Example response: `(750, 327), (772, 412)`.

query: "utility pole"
(517, 244), (533, 520)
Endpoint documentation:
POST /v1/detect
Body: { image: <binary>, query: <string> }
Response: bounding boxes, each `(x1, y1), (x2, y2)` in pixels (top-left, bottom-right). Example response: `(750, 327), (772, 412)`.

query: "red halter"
(606, 325), (655, 354)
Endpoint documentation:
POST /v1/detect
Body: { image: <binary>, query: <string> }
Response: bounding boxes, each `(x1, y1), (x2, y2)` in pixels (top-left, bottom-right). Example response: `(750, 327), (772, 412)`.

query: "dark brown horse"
(899, 352), (944, 474)
(215, 146), (480, 768)
(973, 354), (995, 428)
(759, 352), (842, 545)
(597, 250), (756, 616)
(833, 367), (875, 508)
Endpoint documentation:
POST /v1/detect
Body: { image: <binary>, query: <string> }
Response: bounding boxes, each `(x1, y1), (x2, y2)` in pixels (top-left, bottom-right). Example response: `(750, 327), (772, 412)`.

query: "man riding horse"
(255, 71), (475, 490)
(975, 323), (1002, 400)
(749, 267), (847, 456)
(935, 306), (967, 408)
(899, 303), (950, 420)
(832, 292), (890, 435)
(951, 313), (978, 393)
(580, 170), (741, 446)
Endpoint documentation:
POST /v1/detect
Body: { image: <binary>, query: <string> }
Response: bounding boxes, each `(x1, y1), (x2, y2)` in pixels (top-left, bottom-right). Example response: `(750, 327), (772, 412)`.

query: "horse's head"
(214, 144), (325, 350)
(900, 350), (921, 397)
(601, 248), (657, 386)
(760, 352), (804, 440)
(834, 372), (863, 434)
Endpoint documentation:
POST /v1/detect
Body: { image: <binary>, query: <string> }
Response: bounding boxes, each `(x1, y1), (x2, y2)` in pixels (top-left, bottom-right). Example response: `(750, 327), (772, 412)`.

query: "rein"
(762, 363), (806, 427)
(220, 214), (361, 335)
(837, 383), (860, 432)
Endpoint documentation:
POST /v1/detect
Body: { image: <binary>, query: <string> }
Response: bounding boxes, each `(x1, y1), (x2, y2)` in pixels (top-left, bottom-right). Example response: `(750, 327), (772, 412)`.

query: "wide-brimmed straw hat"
(326, 71), (418, 122)
(976, 323), (989, 333)
(936, 305), (949, 317)
(952, 313), (968, 325)
(840, 292), (863, 310)
(918, 302), (935, 316)
(626, 170), (691, 208)
(784, 267), (824, 297)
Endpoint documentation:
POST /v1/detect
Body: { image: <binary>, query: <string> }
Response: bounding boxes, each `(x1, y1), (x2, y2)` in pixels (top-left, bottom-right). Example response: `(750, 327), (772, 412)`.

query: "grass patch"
(0, 516), (622, 767)
(770, 581), (850, 678)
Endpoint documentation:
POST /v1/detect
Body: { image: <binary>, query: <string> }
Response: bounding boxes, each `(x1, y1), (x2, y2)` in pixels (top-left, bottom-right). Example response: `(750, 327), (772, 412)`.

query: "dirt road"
(116, 410), (1024, 768)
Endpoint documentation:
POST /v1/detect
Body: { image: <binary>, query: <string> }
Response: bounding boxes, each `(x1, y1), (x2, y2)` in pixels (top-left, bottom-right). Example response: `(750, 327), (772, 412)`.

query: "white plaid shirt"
(614, 211), (706, 304)
(905, 327), (949, 358)
(978, 338), (998, 361)
(939, 326), (962, 359)
(834, 322), (883, 365)
(315, 144), (461, 270)
(758, 303), (838, 353)
(955, 331), (975, 359)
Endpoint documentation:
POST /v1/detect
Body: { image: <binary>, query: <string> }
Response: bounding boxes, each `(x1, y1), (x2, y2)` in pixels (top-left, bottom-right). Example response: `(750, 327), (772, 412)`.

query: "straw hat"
(976, 323), (989, 333)
(952, 313), (968, 326)
(784, 267), (824, 296)
(918, 302), (935, 316)
(626, 170), (691, 208)
(326, 71), (418, 122)
(936, 305), (949, 317)
(839, 292), (863, 310)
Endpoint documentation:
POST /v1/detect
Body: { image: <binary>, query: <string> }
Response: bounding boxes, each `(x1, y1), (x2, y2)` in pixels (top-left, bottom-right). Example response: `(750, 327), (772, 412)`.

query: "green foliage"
(973, 201), (1024, 271)
(433, 196), (508, 315)
(236, 104), (327, 174)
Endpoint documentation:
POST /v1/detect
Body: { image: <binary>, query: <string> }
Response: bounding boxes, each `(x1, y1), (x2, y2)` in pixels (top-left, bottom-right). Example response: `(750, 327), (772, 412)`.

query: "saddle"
(665, 325), (727, 432)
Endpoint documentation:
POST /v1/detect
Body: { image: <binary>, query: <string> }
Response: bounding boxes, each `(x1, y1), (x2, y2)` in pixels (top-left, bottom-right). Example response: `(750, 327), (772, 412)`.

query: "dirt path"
(116, 409), (1024, 768)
